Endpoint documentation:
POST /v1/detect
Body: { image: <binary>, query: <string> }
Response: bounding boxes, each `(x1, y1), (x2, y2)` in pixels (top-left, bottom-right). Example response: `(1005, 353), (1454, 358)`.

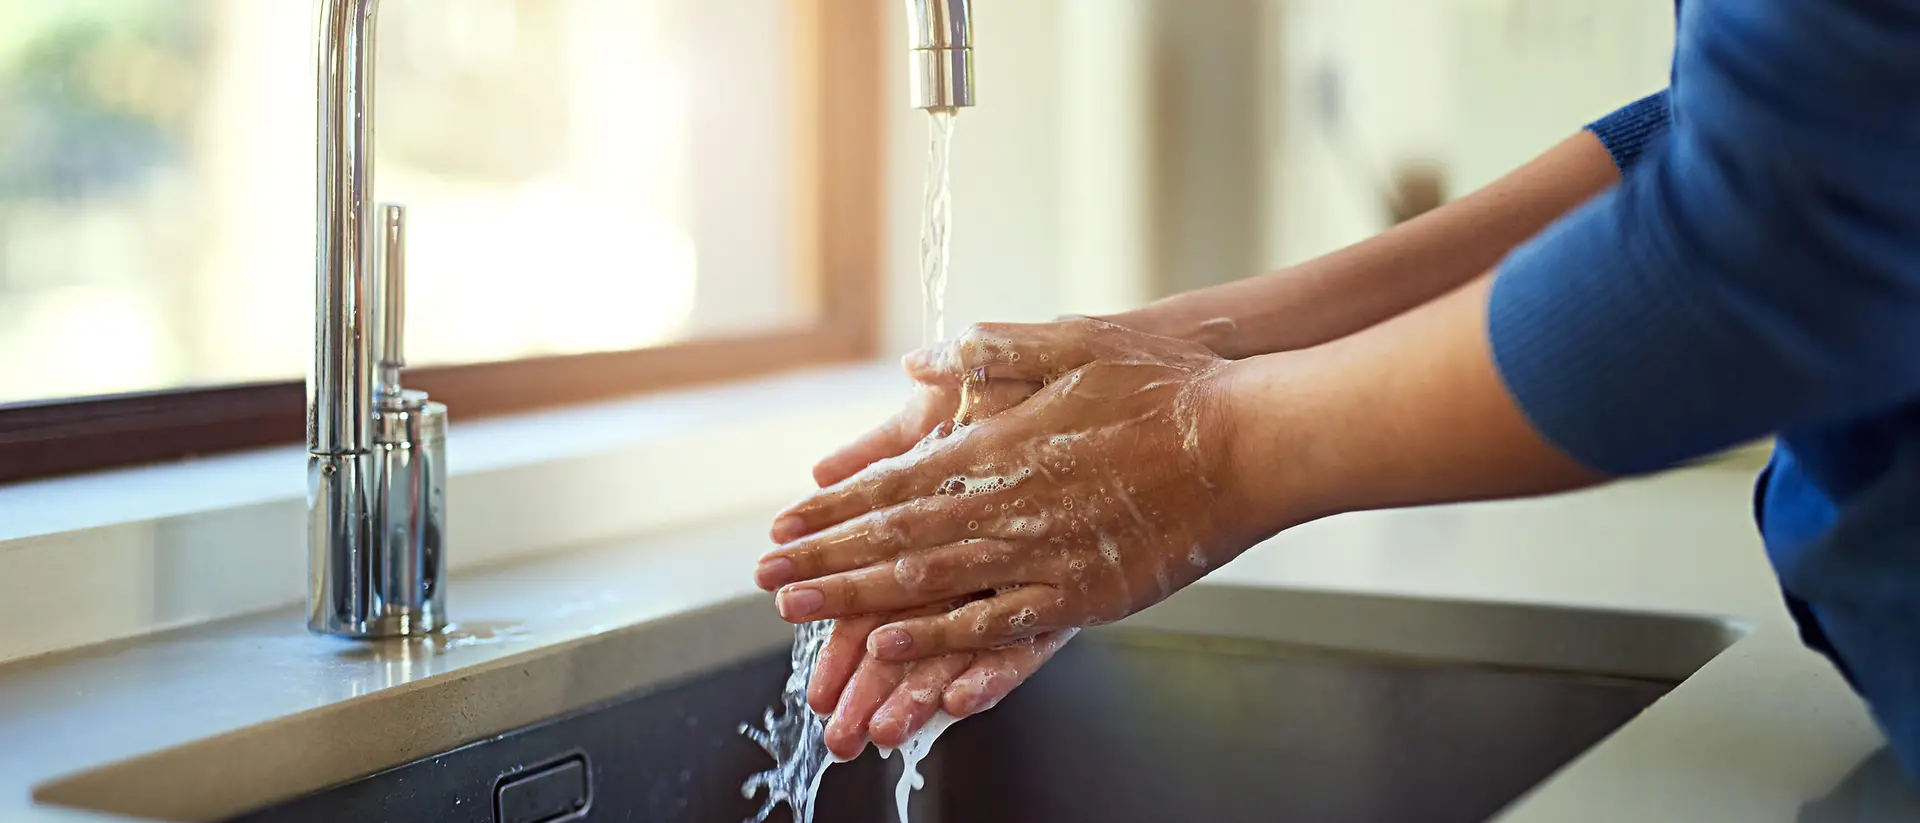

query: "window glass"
(0, 0), (806, 404)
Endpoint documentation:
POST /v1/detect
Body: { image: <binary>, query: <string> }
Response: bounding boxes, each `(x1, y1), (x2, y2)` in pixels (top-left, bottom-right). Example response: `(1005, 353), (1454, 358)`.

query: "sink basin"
(33, 585), (1744, 823)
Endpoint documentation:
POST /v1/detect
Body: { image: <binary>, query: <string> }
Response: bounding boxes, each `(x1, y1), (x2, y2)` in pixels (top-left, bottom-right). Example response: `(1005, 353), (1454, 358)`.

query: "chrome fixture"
(311, 0), (447, 639)
(904, 0), (974, 109)
(306, 0), (969, 638)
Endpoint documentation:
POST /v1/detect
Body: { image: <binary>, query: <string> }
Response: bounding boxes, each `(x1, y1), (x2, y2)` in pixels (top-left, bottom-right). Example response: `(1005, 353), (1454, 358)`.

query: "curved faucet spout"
(314, 0), (381, 457)
(311, 0), (447, 640)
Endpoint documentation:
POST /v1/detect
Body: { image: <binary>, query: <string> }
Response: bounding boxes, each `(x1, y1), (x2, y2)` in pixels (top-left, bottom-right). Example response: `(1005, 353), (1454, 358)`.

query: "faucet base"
(313, 608), (447, 641)
(306, 395), (448, 640)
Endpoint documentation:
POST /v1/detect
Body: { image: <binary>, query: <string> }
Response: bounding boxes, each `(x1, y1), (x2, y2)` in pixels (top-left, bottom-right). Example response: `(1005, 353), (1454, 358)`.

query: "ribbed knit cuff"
(1586, 90), (1671, 173)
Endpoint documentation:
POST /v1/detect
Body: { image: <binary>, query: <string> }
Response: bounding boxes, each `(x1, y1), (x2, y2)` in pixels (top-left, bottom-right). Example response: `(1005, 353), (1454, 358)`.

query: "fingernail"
(777, 586), (825, 621)
(756, 556), (797, 590)
(770, 515), (807, 543)
(870, 628), (913, 659)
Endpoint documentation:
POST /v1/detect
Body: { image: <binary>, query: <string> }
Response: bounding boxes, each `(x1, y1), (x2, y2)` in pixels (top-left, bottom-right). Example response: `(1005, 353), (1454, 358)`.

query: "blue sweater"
(1488, 0), (1920, 774)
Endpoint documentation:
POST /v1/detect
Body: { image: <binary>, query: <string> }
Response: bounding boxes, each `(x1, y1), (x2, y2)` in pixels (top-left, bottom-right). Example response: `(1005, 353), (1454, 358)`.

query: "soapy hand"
(760, 318), (1258, 665)
(796, 370), (1070, 759)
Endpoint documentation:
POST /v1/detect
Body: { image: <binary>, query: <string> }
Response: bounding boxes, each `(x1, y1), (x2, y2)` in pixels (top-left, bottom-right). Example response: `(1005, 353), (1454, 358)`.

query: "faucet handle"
(375, 203), (407, 397)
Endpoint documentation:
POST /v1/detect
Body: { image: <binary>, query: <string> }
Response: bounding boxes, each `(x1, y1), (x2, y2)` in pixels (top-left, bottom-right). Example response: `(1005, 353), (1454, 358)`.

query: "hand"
(758, 318), (1259, 664)
(808, 610), (1075, 759)
(791, 367), (1063, 759)
(808, 380), (959, 489)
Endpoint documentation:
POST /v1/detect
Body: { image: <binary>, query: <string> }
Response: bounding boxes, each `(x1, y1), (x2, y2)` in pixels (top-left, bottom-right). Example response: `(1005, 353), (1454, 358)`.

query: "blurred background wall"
(884, 0), (1675, 356)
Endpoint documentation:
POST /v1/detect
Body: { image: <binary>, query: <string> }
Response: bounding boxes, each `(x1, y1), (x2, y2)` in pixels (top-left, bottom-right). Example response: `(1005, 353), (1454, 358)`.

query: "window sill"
(0, 363), (905, 665)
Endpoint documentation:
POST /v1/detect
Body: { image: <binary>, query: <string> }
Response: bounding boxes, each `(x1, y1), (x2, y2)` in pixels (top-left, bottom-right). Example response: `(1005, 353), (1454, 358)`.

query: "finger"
(869, 585), (1074, 661)
(870, 653), (973, 749)
(806, 384), (958, 493)
(825, 652), (907, 760)
(774, 539), (1030, 623)
(809, 412), (921, 492)
(808, 615), (882, 715)
(907, 319), (1116, 383)
(770, 430), (995, 548)
(944, 628), (1078, 717)
(757, 492), (1014, 591)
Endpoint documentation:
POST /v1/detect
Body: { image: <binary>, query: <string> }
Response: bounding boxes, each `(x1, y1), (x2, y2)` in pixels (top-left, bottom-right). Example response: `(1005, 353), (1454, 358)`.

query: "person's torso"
(1670, 0), (1920, 776)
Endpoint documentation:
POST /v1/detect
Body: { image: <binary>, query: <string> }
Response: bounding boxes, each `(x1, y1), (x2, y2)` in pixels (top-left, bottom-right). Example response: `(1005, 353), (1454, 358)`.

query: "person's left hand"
(795, 374), (1075, 759)
(757, 318), (1263, 665)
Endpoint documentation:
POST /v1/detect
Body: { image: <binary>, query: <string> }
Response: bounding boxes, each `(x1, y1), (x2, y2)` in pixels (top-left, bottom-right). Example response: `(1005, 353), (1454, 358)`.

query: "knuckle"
(825, 577), (863, 612)
(1066, 316), (1103, 335)
(784, 549), (819, 580)
(948, 600), (996, 643)
(955, 324), (995, 361)
(894, 552), (951, 593)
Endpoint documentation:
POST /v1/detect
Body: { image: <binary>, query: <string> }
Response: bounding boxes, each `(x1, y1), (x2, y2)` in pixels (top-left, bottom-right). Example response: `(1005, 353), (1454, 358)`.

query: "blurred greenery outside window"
(0, 0), (811, 406)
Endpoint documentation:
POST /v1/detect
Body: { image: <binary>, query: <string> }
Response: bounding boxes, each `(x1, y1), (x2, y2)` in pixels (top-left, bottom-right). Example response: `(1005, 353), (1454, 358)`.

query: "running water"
(741, 108), (963, 823)
(918, 109), (959, 344)
(738, 621), (835, 823)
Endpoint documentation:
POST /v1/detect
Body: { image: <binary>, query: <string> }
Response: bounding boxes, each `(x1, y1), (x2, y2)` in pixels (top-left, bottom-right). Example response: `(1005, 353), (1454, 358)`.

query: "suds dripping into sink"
(742, 108), (963, 823)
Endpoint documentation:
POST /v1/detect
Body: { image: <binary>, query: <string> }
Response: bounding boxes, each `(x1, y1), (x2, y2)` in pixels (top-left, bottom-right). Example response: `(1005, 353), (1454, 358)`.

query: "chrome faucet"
(304, 0), (971, 638)
(904, 0), (975, 110)
(310, 0), (447, 639)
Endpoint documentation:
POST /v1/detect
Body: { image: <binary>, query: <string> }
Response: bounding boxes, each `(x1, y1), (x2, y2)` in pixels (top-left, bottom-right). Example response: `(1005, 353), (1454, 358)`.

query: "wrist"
(1207, 355), (1337, 541)
(1099, 299), (1242, 358)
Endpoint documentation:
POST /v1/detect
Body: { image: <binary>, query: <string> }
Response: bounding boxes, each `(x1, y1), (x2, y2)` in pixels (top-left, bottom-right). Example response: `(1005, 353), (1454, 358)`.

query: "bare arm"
(1105, 132), (1619, 359)
(1220, 274), (1601, 535)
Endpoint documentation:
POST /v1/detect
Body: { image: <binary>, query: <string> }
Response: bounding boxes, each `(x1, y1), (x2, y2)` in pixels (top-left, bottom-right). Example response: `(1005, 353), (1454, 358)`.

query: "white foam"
(876, 711), (963, 823)
(939, 473), (1023, 498)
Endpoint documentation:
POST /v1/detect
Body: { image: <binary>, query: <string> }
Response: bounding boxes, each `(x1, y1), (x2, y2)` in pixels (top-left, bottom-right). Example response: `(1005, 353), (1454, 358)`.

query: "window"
(0, 0), (883, 482)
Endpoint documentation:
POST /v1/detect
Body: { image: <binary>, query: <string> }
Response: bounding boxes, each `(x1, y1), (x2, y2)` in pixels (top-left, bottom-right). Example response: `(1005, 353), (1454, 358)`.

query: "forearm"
(1106, 131), (1619, 360)
(1216, 274), (1603, 535)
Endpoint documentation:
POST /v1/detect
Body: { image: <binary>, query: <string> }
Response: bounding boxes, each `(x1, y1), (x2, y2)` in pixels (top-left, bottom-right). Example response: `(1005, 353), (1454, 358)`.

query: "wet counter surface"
(0, 462), (1913, 822)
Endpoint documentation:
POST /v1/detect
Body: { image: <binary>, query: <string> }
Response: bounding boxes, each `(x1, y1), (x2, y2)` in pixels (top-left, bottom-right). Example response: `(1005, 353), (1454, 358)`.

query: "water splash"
(739, 621), (838, 823)
(919, 109), (959, 344)
(742, 108), (964, 823)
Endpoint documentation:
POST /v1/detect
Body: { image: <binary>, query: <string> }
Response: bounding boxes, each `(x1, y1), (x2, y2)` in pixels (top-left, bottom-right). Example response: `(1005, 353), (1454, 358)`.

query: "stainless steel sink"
(33, 585), (1745, 823)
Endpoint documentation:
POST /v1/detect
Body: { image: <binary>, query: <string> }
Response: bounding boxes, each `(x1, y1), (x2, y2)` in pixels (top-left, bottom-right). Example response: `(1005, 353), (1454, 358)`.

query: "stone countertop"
(1, 462), (1913, 822)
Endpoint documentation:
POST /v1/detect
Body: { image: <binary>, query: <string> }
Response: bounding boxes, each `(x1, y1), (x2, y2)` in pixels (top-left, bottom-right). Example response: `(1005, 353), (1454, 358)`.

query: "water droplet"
(967, 521), (979, 531)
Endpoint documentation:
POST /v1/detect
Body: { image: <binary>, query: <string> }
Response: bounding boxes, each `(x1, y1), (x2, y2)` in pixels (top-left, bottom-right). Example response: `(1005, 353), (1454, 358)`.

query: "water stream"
(918, 109), (958, 345)
(741, 109), (962, 823)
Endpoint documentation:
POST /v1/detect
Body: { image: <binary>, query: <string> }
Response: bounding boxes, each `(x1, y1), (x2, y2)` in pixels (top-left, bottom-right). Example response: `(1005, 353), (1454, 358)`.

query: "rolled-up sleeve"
(1587, 90), (1671, 173)
(1490, 0), (1920, 476)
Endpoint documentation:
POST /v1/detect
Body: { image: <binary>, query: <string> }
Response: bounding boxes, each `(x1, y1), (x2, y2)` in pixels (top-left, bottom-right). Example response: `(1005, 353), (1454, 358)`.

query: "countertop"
(2, 460), (1915, 822)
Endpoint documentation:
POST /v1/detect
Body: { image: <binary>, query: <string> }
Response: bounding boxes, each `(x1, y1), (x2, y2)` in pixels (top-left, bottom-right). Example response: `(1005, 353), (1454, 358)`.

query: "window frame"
(0, 0), (885, 484)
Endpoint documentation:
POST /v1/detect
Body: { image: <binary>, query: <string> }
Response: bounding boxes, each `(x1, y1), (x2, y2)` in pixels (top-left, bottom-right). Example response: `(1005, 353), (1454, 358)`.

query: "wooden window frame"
(0, 1), (885, 485)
